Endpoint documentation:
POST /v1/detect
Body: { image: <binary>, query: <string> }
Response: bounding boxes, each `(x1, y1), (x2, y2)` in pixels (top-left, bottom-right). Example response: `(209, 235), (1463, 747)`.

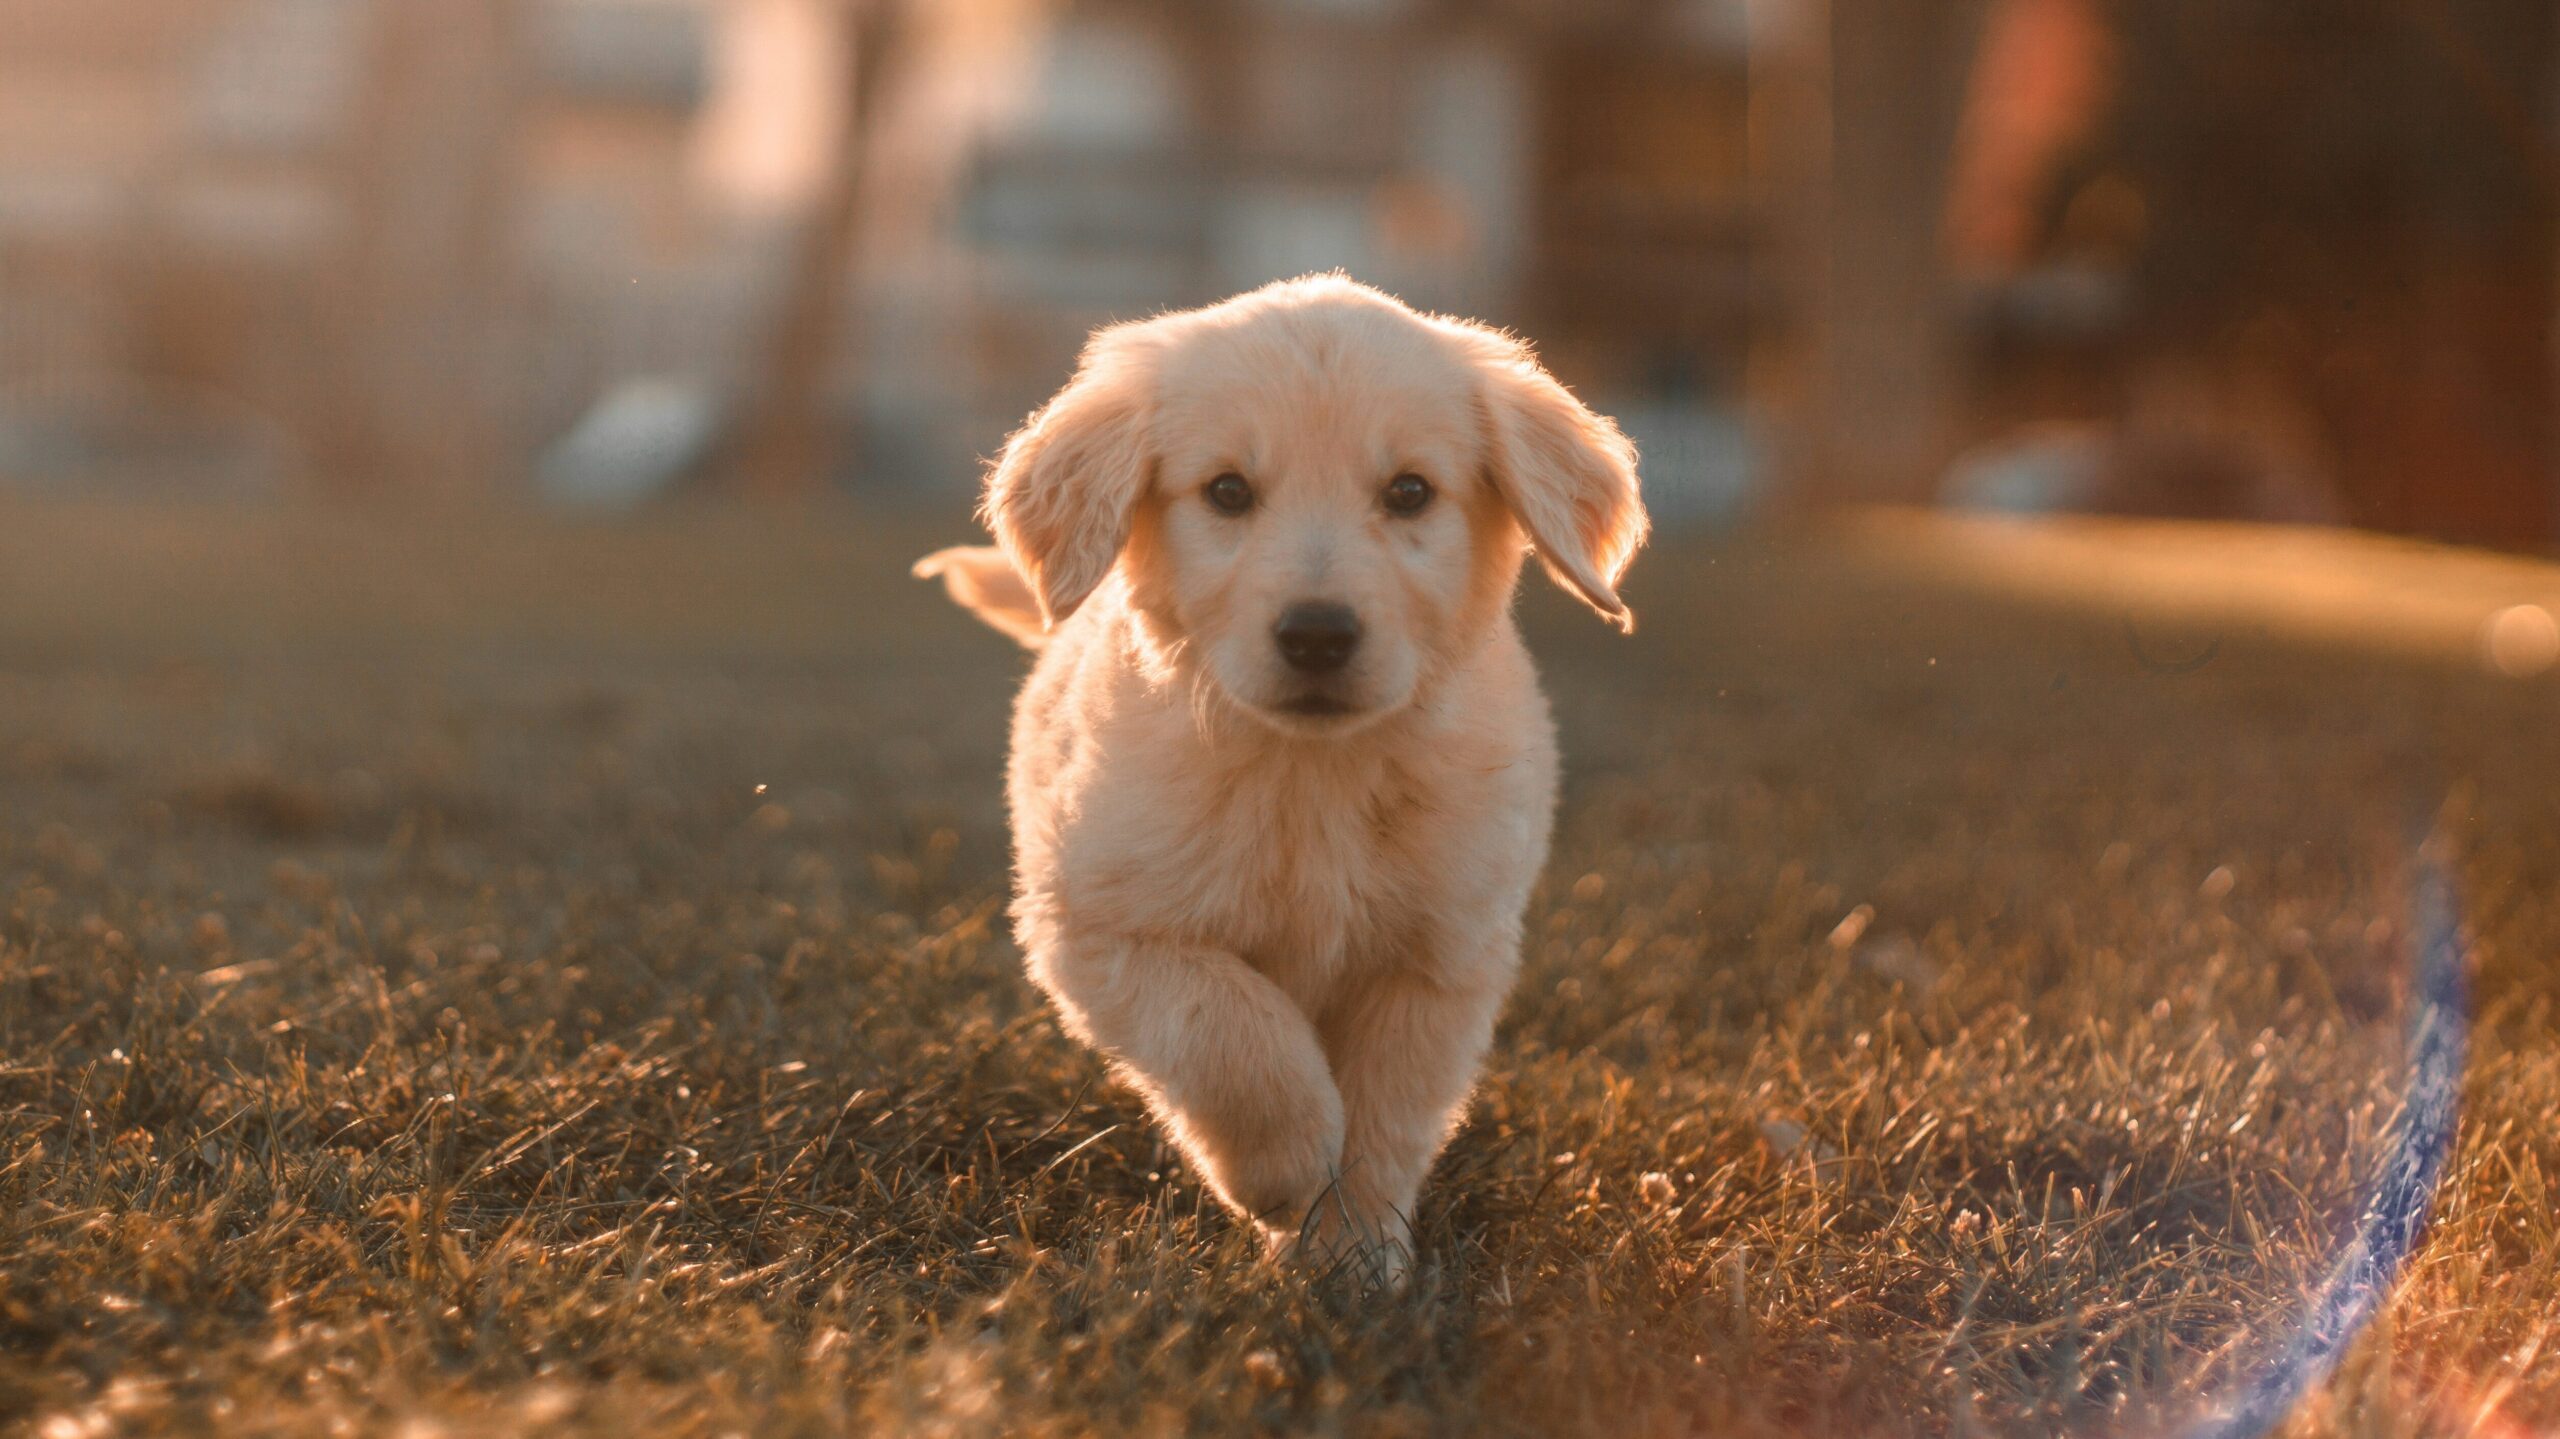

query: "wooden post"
(332, 0), (527, 502)
(1746, 0), (1831, 508)
(2546, 27), (2560, 549)
(1765, 0), (1988, 510)
(729, 0), (906, 501)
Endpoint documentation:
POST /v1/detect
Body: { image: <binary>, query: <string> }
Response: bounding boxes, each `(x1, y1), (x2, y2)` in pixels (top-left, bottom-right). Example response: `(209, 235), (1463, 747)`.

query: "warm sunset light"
(1, 4), (2553, 1437)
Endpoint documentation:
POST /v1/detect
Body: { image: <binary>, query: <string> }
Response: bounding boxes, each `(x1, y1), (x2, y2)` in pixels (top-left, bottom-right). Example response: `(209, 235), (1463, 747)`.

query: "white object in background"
(1941, 423), (2109, 515)
(536, 377), (724, 511)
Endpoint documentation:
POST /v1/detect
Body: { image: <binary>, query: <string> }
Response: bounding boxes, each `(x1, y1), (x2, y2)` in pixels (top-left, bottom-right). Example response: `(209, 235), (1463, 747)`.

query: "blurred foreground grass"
(0, 499), (2553, 1438)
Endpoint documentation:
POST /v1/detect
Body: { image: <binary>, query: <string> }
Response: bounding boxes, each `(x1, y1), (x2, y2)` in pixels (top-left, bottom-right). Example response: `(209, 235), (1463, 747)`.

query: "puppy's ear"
(981, 332), (1154, 627)
(1478, 348), (1649, 631)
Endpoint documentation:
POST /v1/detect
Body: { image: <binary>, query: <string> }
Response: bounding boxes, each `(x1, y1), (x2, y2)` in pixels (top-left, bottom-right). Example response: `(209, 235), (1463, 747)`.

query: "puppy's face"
(1126, 318), (1514, 733)
(984, 277), (1648, 737)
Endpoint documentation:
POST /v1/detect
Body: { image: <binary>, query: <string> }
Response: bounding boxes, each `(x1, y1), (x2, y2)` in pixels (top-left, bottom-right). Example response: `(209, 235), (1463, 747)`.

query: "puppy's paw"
(1274, 1197), (1414, 1289)
(1154, 1047), (1346, 1231)
(1197, 1116), (1344, 1230)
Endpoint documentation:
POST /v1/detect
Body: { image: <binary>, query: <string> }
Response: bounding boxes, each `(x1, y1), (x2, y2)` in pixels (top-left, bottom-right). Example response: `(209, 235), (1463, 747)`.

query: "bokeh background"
(3, 0), (2554, 543)
(8, 6), (2560, 1436)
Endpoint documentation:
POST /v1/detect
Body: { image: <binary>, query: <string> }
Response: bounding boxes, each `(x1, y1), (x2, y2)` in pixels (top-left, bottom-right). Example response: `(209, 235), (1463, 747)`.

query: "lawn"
(0, 499), (2552, 1438)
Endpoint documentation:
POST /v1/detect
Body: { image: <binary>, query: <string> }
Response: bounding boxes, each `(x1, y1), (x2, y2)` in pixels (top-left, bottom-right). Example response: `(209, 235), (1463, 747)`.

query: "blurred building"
(0, 0), (340, 495)
(0, 0), (774, 498)
(0, 0), (1770, 516)
(2, 0), (2552, 549)
(860, 0), (1765, 518)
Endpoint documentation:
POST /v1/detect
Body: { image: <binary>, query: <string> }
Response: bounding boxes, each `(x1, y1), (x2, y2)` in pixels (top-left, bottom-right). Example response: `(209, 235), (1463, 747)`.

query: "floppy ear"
(1478, 350), (1650, 631)
(981, 335), (1154, 627)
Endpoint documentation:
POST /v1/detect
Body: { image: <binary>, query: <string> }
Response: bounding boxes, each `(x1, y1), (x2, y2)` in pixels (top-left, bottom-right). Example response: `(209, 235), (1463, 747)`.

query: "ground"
(0, 499), (2553, 1438)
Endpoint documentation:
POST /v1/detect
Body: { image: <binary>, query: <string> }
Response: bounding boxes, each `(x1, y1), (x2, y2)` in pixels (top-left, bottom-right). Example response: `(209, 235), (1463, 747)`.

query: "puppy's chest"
(1115, 754), (1442, 987)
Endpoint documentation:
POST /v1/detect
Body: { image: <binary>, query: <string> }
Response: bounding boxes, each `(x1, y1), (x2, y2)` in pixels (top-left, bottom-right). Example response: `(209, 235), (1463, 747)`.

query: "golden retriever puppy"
(915, 275), (1646, 1281)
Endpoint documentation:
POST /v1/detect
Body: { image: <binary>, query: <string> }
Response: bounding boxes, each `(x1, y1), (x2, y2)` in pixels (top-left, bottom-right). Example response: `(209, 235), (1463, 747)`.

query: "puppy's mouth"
(1208, 651), (1407, 734)
(1243, 686), (1387, 735)
(1276, 693), (1360, 718)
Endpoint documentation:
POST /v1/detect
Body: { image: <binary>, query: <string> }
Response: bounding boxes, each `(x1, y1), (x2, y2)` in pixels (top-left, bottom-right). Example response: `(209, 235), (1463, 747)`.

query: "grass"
(0, 498), (2553, 1438)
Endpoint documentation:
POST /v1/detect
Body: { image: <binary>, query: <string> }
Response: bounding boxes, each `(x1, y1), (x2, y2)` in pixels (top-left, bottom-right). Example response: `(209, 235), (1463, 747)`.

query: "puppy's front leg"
(1031, 935), (1345, 1242)
(1310, 960), (1510, 1282)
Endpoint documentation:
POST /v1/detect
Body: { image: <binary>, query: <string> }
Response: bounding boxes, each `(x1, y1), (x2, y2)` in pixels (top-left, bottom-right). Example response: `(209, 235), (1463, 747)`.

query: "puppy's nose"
(1274, 602), (1362, 674)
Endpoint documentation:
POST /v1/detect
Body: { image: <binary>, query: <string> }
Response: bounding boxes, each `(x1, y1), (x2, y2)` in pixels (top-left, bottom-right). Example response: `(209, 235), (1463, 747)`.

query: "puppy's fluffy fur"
(916, 275), (1646, 1280)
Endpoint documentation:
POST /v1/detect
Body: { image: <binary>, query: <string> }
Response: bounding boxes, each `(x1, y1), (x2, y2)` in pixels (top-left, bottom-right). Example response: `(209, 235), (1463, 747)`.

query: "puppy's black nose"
(1274, 602), (1361, 674)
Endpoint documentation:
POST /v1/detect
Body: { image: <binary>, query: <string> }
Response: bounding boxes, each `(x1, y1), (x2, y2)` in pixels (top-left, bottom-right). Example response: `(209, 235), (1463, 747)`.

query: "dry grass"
(0, 499), (2552, 1438)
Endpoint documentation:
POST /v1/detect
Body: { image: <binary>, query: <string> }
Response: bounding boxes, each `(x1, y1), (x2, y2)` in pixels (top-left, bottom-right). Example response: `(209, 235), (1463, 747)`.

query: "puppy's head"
(983, 275), (1647, 736)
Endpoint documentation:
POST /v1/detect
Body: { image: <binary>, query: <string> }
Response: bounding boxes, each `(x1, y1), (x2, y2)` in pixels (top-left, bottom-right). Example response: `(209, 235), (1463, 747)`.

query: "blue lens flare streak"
(2175, 835), (2469, 1439)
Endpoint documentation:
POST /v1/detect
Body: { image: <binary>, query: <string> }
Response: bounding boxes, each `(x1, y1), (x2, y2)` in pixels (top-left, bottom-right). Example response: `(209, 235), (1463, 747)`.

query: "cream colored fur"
(918, 275), (1647, 1283)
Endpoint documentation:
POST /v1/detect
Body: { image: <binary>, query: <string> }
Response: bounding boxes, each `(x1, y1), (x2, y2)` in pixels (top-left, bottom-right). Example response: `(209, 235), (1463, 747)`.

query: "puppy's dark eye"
(1382, 473), (1434, 516)
(1205, 472), (1255, 515)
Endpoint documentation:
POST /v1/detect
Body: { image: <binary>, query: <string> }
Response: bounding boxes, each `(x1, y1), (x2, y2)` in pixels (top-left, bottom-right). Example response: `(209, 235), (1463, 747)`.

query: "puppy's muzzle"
(1274, 602), (1362, 675)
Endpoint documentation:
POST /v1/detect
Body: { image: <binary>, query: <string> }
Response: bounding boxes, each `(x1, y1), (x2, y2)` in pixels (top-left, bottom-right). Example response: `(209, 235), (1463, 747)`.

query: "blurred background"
(0, 0), (2553, 545)
(9, 11), (2560, 1431)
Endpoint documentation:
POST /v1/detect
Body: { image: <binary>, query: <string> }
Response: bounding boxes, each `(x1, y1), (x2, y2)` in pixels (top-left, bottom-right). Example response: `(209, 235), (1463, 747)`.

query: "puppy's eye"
(1205, 472), (1255, 515)
(1382, 473), (1434, 516)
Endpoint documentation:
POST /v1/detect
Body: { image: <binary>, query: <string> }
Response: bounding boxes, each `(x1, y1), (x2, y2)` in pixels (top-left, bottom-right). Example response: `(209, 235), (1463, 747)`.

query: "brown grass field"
(0, 499), (2552, 1438)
